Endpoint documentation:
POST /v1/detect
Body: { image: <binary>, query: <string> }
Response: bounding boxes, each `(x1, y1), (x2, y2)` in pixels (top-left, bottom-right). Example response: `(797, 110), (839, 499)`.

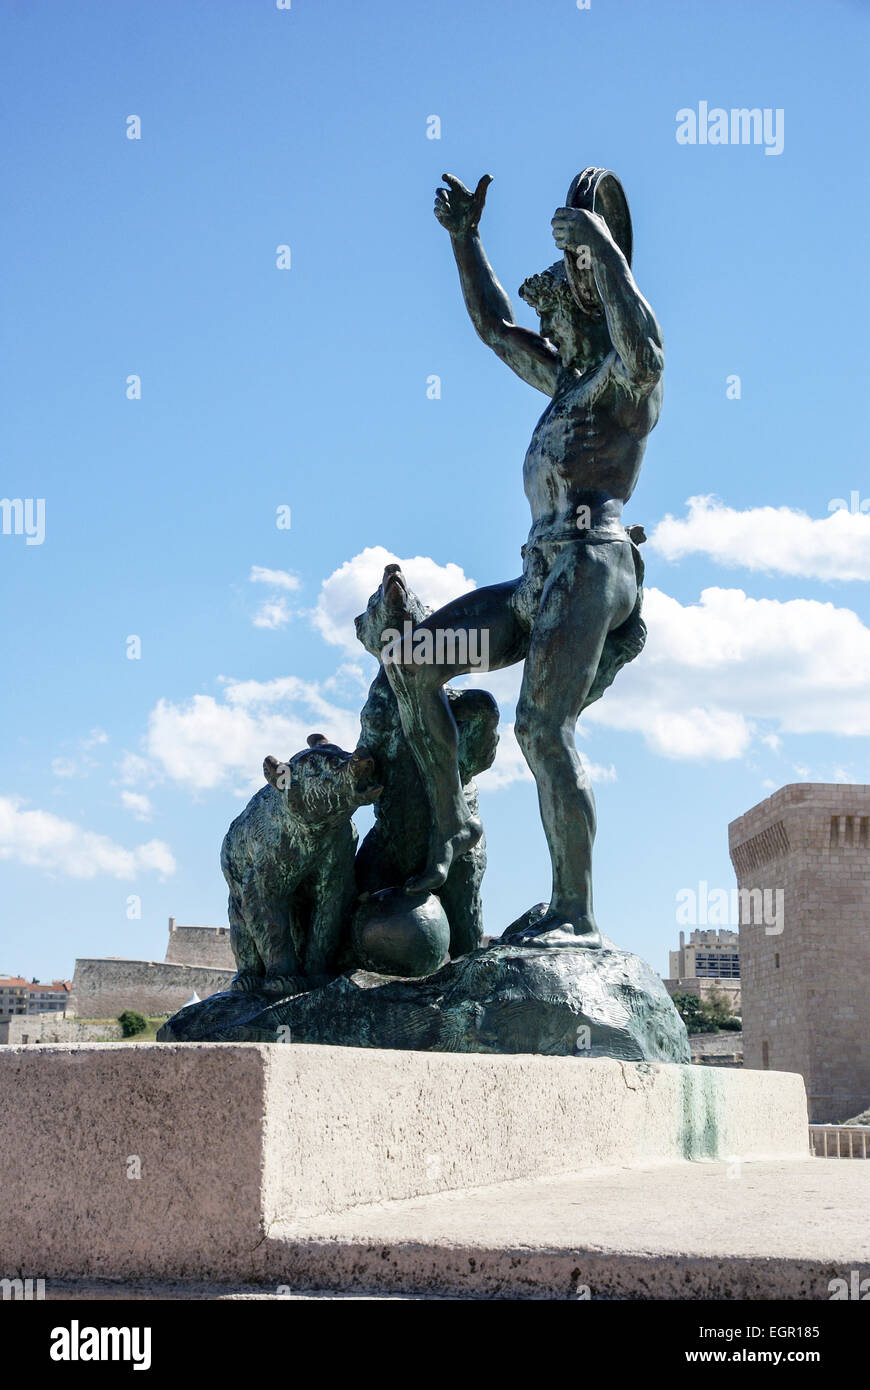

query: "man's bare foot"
(405, 817), (483, 893)
(505, 905), (603, 949)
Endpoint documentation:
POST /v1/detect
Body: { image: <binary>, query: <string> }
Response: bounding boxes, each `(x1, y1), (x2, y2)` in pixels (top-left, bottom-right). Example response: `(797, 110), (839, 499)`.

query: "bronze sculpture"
(384, 168), (664, 947)
(159, 169), (688, 1062)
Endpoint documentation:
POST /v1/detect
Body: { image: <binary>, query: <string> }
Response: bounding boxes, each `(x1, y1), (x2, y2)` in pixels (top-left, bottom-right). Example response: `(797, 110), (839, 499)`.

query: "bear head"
(354, 564), (430, 660)
(264, 735), (382, 824)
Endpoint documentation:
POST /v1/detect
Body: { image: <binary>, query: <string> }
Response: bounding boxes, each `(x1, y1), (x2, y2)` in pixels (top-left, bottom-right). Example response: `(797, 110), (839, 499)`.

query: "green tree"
(671, 992), (708, 1035)
(673, 987), (740, 1035)
(702, 985), (736, 1030)
(118, 1009), (148, 1038)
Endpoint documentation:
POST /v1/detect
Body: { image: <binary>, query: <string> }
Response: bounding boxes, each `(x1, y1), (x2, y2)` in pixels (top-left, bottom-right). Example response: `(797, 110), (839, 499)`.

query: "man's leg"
(384, 579), (526, 891)
(511, 541), (637, 946)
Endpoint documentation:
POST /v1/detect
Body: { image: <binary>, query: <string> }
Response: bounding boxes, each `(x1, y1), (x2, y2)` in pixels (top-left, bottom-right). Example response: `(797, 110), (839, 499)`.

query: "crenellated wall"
(165, 922), (234, 970)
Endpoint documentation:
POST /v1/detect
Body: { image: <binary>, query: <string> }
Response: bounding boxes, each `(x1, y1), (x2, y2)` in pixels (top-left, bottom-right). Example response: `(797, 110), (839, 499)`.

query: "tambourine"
(563, 167), (633, 311)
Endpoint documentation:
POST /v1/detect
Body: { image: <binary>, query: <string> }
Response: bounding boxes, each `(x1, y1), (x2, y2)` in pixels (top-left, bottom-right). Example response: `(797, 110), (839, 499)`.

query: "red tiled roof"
(0, 978), (72, 991)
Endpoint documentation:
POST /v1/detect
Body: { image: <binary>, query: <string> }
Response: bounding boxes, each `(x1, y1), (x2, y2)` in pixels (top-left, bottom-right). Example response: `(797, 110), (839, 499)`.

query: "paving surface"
(39, 1159), (870, 1301)
(263, 1158), (870, 1299)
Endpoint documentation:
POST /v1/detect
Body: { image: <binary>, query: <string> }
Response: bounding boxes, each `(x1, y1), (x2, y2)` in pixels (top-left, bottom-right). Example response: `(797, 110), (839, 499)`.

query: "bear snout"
(382, 566), (408, 611)
(351, 745), (375, 772)
(349, 746), (382, 804)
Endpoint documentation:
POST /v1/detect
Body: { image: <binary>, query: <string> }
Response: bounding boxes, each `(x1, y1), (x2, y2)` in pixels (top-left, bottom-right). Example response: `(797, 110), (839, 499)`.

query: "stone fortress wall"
(68, 919), (235, 1020)
(729, 782), (870, 1123)
(164, 918), (235, 969)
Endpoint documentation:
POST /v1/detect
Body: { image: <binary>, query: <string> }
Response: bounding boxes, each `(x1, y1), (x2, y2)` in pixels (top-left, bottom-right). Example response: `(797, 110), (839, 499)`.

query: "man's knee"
(515, 704), (572, 762)
(514, 703), (534, 755)
(384, 649), (438, 691)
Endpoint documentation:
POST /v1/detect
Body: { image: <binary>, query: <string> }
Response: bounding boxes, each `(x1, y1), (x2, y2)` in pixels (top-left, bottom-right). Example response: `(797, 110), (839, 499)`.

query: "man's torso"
(523, 351), (661, 536)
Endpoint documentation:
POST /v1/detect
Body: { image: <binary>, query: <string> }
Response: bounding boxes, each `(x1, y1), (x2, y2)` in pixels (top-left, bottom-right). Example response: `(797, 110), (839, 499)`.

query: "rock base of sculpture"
(158, 939), (690, 1063)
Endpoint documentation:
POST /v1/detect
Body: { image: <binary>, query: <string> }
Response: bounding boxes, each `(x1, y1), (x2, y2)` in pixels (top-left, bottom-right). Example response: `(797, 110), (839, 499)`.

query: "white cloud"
(116, 752), (153, 787)
(252, 598), (293, 630)
(48, 730), (111, 782)
(219, 674), (357, 718)
(476, 723), (533, 791)
(145, 677), (362, 793)
(581, 756), (619, 785)
(312, 546), (476, 654)
(461, 664), (523, 708)
(476, 723), (617, 792)
(649, 495), (870, 582)
(249, 566), (301, 591)
(0, 797), (175, 879)
(128, 522), (870, 809)
(121, 791), (153, 822)
(248, 566), (301, 629)
(323, 662), (371, 697)
(142, 549), (477, 794)
(585, 585), (870, 759)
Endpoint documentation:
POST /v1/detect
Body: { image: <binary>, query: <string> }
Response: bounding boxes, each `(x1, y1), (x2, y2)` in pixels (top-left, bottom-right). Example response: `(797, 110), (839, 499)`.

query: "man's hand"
(551, 206), (614, 254)
(435, 173), (492, 237)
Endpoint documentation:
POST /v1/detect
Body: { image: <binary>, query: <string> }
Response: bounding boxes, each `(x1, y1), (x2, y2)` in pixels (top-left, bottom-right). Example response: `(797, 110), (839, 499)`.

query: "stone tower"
(728, 783), (870, 1122)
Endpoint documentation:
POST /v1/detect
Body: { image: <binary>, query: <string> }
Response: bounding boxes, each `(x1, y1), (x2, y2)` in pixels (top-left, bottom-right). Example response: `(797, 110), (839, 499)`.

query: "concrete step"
(260, 1159), (870, 1300)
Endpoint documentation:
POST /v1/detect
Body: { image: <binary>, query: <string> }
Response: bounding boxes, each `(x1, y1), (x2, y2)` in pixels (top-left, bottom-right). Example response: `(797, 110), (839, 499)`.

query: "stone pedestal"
(0, 1042), (809, 1284)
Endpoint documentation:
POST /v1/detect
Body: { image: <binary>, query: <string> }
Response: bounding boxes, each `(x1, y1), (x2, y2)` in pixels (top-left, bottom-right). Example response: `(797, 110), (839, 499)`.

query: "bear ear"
(306, 733), (329, 748)
(263, 755), (281, 787)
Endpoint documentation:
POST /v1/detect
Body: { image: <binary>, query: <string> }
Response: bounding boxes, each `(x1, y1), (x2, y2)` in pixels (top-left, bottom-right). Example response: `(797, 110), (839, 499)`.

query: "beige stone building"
(729, 782), (870, 1123)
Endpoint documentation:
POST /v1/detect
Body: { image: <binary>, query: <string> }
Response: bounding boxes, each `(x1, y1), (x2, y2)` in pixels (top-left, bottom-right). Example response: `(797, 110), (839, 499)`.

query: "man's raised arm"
(437, 174), (558, 396)
(552, 206), (664, 393)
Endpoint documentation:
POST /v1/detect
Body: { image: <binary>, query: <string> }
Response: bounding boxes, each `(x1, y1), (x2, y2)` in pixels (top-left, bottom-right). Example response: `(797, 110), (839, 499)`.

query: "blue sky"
(1, 0), (868, 982)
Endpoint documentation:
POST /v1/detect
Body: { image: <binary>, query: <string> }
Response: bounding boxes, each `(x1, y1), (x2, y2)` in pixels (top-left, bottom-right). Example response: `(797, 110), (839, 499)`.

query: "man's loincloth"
(511, 523), (647, 710)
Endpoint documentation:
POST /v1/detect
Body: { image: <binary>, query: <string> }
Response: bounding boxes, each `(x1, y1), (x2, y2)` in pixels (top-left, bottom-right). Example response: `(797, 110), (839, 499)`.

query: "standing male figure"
(384, 168), (664, 948)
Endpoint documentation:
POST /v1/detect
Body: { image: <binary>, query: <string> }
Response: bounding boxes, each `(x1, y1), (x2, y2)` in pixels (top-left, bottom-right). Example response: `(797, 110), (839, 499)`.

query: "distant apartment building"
(0, 977), (71, 1020)
(0, 978), (27, 1018)
(729, 782), (870, 1123)
(669, 929), (740, 980)
(664, 929), (741, 1013)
